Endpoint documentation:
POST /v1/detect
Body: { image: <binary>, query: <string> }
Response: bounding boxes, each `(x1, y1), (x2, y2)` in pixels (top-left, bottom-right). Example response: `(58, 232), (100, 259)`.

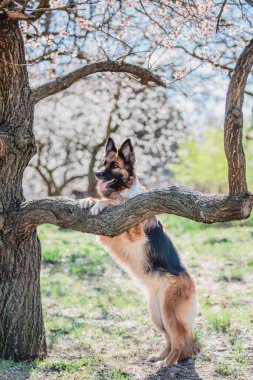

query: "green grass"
(39, 357), (98, 373)
(0, 218), (252, 379)
(217, 269), (244, 282)
(216, 362), (234, 376)
(42, 247), (61, 263)
(0, 359), (15, 372)
(207, 310), (231, 333)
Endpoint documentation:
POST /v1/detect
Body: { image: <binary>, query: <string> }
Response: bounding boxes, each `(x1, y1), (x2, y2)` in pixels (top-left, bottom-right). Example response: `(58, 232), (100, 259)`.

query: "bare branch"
(245, 89), (253, 97)
(245, 0), (253, 7)
(58, 174), (86, 191)
(32, 61), (166, 103)
(216, 0), (228, 32)
(13, 188), (253, 236)
(224, 38), (253, 195)
(5, 11), (29, 20)
(175, 44), (234, 73)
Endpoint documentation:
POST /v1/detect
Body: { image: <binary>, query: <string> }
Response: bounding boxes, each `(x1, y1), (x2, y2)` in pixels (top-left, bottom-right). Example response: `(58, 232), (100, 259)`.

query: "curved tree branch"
(32, 61), (166, 103)
(12, 188), (253, 236)
(224, 38), (253, 195)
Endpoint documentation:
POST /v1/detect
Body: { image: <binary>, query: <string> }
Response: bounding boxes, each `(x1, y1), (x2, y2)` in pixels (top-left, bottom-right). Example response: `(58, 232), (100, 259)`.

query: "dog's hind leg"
(161, 311), (189, 366)
(147, 297), (171, 362)
(160, 275), (197, 367)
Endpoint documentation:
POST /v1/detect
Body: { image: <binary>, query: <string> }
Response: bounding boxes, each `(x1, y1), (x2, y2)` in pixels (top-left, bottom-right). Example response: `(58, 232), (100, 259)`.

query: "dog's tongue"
(98, 181), (107, 193)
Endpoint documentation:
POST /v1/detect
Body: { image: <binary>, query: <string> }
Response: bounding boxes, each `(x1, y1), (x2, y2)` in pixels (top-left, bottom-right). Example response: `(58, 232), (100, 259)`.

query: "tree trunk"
(0, 17), (46, 360)
(87, 149), (99, 197)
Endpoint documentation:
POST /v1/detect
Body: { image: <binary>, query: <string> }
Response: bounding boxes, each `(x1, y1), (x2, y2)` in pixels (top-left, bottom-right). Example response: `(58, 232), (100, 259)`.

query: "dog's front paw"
(80, 197), (96, 209)
(90, 201), (110, 216)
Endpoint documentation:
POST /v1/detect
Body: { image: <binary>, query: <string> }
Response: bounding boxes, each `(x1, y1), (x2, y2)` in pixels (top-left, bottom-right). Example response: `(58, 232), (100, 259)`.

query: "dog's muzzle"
(95, 171), (106, 180)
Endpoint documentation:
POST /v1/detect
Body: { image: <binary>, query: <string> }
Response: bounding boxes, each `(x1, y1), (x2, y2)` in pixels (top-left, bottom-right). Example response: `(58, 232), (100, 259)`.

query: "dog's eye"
(111, 162), (119, 169)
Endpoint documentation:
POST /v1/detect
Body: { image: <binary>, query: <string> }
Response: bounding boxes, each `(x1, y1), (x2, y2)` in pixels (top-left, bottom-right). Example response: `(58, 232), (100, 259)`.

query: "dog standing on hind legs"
(82, 137), (198, 367)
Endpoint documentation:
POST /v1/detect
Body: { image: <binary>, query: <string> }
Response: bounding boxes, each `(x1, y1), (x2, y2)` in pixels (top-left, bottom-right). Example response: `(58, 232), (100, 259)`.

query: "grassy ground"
(0, 216), (252, 380)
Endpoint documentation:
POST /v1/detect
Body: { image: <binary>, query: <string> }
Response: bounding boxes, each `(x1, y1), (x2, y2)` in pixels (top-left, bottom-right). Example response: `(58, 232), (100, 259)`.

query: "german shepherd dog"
(82, 138), (197, 367)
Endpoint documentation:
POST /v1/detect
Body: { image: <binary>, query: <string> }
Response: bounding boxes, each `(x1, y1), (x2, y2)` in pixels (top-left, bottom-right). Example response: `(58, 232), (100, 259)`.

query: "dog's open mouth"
(97, 179), (116, 192)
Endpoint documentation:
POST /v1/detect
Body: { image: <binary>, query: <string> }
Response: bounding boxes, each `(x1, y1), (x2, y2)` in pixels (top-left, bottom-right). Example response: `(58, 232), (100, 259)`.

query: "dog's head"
(95, 137), (136, 198)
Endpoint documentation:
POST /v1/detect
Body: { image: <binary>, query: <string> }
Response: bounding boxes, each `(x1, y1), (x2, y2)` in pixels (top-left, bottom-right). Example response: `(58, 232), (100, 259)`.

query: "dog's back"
(145, 220), (186, 276)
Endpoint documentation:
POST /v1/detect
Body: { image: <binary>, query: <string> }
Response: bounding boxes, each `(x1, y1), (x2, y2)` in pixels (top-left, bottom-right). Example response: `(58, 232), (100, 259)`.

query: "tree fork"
(16, 38), (253, 238)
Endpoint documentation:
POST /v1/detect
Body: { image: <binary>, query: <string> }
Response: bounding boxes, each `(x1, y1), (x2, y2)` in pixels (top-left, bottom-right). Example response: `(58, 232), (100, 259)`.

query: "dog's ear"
(105, 137), (117, 155)
(119, 138), (135, 164)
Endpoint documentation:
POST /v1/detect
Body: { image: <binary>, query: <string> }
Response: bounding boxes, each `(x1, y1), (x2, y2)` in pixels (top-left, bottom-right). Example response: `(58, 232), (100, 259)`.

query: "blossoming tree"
(0, 0), (252, 361)
(25, 77), (185, 197)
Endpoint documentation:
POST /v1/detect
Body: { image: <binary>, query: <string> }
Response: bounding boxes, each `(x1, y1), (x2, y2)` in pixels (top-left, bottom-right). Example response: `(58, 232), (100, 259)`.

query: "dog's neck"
(112, 177), (143, 200)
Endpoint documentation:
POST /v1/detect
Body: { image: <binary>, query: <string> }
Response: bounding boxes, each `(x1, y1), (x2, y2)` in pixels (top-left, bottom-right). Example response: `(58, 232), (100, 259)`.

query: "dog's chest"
(99, 234), (146, 272)
(98, 233), (165, 295)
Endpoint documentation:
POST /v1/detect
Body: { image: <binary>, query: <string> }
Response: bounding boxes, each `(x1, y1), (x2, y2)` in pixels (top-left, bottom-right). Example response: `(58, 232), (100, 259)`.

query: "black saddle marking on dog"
(146, 221), (187, 276)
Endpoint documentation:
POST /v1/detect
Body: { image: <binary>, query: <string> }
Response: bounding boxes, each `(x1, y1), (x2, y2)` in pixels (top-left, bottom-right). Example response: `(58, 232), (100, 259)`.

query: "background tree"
(172, 127), (253, 193)
(0, 0), (252, 362)
(24, 76), (185, 198)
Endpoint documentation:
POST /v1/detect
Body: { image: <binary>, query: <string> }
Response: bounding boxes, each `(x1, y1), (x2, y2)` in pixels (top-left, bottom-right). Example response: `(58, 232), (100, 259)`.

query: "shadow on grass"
(145, 359), (203, 380)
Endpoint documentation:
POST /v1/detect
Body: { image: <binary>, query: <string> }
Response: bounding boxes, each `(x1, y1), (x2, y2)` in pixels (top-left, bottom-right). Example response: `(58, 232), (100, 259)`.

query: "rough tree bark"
(0, 15), (252, 361)
(0, 17), (47, 360)
(224, 39), (253, 195)
(87, 148), (100, 197)
(14, 190), (252, 237)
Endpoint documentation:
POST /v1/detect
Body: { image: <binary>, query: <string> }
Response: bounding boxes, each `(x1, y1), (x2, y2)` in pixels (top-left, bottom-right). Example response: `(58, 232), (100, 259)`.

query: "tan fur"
(87, 143), (197, 367)
(98, 225), (197, 367)
(160, 274), (197, 365)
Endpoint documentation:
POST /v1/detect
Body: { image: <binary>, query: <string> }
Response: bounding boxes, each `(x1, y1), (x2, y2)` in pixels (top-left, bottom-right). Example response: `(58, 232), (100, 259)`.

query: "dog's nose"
(95, 171), (104, 179)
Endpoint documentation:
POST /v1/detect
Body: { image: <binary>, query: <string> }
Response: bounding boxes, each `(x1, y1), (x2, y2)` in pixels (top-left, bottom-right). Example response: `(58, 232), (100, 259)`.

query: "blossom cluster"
(21, 0), (250, 85)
